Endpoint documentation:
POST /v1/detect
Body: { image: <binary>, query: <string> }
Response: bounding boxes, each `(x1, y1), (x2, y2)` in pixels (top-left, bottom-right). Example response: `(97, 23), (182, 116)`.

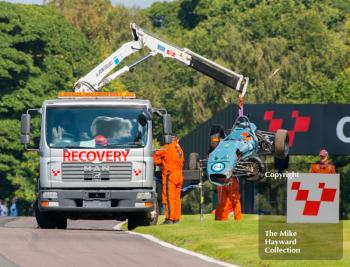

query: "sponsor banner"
(63, 149), (130, 162)
(244, 104), (350, 155)
(180, 104), (350, 163)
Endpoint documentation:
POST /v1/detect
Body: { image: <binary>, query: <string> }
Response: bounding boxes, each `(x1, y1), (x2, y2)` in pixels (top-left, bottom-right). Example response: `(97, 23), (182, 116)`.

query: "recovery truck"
(20, 23), (249, 229)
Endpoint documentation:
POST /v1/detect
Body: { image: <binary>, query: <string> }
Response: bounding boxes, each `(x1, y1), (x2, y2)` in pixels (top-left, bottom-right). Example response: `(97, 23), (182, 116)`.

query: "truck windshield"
(46, 107), (148, 149)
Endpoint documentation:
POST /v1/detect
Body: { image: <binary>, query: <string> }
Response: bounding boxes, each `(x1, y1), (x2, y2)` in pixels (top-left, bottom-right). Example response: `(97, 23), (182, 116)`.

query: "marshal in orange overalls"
(154, 138), (184, 222)
(214, 131), (250, 221)
(310, 149), (336, 174)
(310, 162), (336, 174)
(215, 177), (242, 221)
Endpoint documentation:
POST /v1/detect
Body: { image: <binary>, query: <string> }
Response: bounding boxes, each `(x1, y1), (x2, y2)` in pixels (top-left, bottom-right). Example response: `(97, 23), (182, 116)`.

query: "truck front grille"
(61, 162), (132, 182)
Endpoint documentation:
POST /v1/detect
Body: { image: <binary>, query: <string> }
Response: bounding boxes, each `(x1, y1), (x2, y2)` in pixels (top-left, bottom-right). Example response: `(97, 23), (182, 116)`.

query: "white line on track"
(126, 230), (240, 267)
(113, 221), (126, 231)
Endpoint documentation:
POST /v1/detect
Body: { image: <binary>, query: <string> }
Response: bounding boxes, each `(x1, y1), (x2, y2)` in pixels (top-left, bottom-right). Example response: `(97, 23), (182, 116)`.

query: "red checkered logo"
(51, 169), (61, 177)
(287, 174), (339, 223)
(133, 169), (142, 176)
(166, 49), (176, 57)
(291, 181), (336, 216)
(264, 110), (311, 146)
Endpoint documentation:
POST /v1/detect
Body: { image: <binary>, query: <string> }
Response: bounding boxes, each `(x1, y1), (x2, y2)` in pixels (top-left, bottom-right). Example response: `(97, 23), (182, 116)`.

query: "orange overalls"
(310, 162), (336, 174)
(154, 139), (184, 221)
(214, 131), (250, 221)
(215, 177), (242, 221)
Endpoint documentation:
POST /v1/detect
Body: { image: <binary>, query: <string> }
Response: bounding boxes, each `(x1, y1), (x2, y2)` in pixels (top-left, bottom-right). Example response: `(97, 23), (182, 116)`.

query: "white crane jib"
(74, 23), (249, 97)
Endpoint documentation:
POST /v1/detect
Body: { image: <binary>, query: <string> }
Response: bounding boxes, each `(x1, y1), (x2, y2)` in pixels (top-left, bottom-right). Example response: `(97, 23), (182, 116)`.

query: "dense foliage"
(0, 2), (94, 211)
(0, 0), (349, 215)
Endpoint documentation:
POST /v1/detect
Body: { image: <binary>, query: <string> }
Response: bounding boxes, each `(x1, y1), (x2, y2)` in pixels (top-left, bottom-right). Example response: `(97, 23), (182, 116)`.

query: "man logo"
(83, 165), (110, 172)
(92, 172), (102, 180)
(84, 165), (109, 181)
(287, 173), (339, 223)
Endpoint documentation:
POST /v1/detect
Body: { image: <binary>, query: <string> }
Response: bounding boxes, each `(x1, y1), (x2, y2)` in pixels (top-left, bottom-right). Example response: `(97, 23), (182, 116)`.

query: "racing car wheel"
(274, 129), (289, 159)
(238, 156), (266, 182)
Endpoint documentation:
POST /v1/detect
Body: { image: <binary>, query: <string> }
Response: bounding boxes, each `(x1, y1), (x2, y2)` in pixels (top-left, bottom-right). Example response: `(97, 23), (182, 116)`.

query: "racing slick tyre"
(209, 124), (225, 152)
(189, 152), (200, 170)
(274, 129), (289, 159)
(239, 156), (266, 182)
(34, 199), (57, 229)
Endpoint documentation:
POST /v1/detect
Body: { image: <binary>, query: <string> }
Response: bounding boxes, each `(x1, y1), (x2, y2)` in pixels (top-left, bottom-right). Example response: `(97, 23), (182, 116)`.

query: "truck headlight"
(42, 191), (58, 199)
(136, 192), (152, 200)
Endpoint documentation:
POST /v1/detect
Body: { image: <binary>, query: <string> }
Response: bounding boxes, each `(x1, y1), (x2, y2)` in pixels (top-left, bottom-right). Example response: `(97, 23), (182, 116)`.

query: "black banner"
(245, 104), (350, 155)
(180, 104), (350, 157)
(244, 104), (350, 155)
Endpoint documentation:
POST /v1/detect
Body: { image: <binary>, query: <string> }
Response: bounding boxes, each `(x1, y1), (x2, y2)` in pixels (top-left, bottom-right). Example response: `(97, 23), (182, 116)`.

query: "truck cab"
(21, 92), (172, 229)
(19, 22), (249, 229)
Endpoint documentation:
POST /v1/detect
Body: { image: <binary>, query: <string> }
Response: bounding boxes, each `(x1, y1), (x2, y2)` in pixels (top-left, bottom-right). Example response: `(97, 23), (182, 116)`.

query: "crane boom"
(74, 23), (249, 96)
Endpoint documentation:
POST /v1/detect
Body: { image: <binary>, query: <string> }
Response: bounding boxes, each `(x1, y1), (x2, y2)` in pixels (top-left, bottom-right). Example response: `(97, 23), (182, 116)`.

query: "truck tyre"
(149, 199), (159, 226)
(128, 212), (145, 230)
(127, 214), (138, 230)
(128, 206), (157, 230)
(189, 153), (199, 170)
(34, 199), (56, 229)
(56, 216), (68, 230)
(274, 129), (289, 159)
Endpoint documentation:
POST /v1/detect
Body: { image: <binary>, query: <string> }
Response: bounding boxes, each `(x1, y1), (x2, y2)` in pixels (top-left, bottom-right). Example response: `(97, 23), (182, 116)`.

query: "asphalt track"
(0, 217), (227, 267)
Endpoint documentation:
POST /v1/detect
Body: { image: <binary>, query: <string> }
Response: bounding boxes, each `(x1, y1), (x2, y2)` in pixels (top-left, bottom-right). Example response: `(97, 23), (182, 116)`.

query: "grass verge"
(133, 214), (350, 267)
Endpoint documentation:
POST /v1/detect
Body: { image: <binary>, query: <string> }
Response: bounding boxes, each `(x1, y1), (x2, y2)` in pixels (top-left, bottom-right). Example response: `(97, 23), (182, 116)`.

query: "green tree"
(2, 0), (350, 214)
(0, 2), (94, 212)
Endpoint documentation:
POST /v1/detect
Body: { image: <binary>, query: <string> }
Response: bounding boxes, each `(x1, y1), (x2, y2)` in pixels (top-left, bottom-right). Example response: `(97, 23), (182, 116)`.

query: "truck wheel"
(189, 153), (199, 170)
(128, 213), (144, 230)
(56, 216), (67, 230)
(148, 199), (159, 226)
(275, 129), (289, 159)
(128, 207), (157, 230)
(127, 214), (138, 230)
(34, 199), (56, 229)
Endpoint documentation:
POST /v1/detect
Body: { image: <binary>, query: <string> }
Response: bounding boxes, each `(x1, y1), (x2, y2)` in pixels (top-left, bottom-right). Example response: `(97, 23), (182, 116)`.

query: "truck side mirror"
(143, 110), (153, 120)
(163, 114), (172, 144)
(138, 113), (148, 127)
(21, 134), (30, 145)
(163, 113), (172, 134)
(21, 114), (31, 145)
(163, 134), (172, 144)
(21, 114), (31, 134)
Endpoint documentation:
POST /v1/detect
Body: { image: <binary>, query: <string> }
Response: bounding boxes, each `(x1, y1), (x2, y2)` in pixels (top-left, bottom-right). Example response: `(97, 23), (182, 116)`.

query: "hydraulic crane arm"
(74, 23), (249, 96)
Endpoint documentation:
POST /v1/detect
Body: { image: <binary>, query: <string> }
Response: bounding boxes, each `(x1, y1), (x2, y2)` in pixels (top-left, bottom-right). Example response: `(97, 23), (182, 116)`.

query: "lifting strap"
(238, 94), (244, 117)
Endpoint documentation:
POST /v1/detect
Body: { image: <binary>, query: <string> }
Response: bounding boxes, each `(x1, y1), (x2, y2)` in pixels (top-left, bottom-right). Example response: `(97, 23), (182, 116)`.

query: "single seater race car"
(200, 115), (289, 185)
